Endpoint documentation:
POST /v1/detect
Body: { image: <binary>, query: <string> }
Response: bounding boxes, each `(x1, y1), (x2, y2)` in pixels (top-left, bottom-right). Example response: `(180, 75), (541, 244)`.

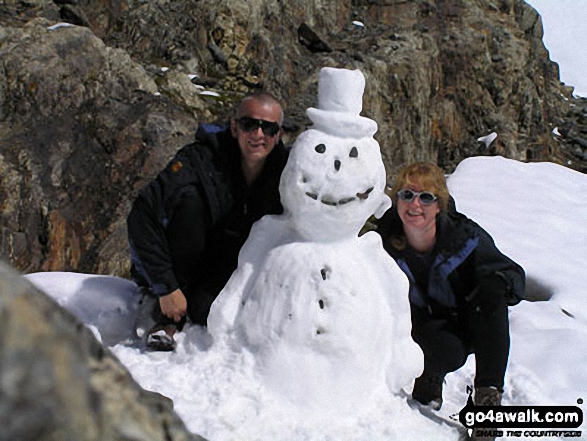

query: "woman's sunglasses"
(236, 117), (281, 137)
(397, 188), (438, 205)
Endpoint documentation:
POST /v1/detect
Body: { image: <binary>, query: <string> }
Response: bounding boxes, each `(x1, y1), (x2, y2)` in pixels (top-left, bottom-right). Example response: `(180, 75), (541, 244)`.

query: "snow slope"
(26, 156), (587, 440)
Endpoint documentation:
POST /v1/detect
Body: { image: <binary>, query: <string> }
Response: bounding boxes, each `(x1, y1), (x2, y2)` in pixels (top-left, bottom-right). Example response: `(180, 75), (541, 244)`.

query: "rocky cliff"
(0, 0), (585, 276)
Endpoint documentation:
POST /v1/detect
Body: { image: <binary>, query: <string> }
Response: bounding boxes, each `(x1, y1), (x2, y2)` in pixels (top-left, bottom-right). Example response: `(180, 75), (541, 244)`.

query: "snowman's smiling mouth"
(305, 187), (374, 207)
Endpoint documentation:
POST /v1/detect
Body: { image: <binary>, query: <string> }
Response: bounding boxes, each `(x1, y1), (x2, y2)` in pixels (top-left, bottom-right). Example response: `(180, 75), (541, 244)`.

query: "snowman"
(208, 67), (423, 416)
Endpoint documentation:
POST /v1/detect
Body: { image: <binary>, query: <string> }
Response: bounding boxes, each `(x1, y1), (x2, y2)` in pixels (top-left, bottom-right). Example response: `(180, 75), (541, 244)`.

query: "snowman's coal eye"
(349, 146), (358, 158)
(315, 144), (326, 154)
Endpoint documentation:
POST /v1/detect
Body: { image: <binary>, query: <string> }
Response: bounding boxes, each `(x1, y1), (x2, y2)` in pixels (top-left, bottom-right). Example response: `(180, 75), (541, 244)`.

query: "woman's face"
(396, 183), (440, 233)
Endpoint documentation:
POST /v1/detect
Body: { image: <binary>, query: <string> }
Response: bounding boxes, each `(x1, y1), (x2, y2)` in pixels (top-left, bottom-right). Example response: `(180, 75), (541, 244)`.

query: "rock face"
(0, 0), (586, 276)
(0, 16), (199, 275)
(556, 96), (587, 165)
(0, 261), (204, 441)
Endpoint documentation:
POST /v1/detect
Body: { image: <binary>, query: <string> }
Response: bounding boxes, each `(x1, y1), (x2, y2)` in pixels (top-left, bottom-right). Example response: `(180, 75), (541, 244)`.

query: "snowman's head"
(279, 67), (391, 241)
(280, 129), (390, 241)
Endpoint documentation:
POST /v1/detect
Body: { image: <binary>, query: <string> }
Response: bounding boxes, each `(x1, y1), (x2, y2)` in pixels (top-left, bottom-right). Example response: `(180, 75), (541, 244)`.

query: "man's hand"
(159, 289), (187, 323)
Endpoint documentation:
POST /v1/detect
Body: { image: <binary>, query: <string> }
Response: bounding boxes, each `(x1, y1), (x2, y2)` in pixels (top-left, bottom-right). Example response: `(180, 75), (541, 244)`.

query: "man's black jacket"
(127, 124), (289, 298)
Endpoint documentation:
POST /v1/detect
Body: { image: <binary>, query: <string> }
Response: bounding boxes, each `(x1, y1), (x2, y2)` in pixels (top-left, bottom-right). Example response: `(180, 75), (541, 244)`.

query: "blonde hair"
(390, 162), (450, 211)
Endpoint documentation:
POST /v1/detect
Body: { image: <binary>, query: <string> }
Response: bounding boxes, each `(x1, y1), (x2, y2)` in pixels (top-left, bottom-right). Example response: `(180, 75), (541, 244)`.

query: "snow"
(206, 67), (425, 430)
(477, 132), (498, 148)
(47, 22), (75, 30)
(24, 156), (587, 440)
(447, 157), (587, 413)
(24, 271), (139, 346)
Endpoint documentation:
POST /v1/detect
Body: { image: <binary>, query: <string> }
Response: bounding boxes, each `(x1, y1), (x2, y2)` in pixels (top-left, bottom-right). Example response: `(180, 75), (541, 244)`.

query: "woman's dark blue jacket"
(376, 204), (525, 315)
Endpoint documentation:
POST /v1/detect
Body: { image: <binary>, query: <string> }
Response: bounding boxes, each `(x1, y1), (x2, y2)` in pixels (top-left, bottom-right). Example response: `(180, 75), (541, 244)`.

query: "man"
(127, 93), (288, 351)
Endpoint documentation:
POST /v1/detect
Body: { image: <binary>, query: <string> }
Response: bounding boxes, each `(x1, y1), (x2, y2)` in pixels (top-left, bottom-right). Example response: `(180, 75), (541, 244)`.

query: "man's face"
(231, 99), (282, 165)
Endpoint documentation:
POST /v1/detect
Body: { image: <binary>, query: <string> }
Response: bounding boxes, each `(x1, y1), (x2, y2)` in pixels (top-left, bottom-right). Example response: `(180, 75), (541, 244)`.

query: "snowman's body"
(208, 68), (423, 416)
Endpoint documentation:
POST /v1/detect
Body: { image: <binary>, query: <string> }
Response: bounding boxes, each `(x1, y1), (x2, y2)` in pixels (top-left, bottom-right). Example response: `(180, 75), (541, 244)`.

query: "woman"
(377, 162), (525, 409)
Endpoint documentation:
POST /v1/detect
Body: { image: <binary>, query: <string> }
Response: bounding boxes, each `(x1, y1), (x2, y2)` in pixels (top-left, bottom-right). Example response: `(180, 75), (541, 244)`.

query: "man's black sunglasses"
(236, 117), (281, 137)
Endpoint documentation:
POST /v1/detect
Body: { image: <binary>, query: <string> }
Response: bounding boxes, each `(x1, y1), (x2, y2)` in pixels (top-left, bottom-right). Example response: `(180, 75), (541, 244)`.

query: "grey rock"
(574, 137), (587, 149)
(0, 19), (196, 275)
(298, 22), (332, 53)
(0, 260), (206, 441)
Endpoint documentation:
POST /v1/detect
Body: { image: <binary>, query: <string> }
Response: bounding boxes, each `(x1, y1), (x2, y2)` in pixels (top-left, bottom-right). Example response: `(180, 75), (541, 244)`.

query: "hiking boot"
(474, 386), (503, 406)
(146, 324), (178, 351)
(470, 387), (503, 441)
(412, 372), (445, 410)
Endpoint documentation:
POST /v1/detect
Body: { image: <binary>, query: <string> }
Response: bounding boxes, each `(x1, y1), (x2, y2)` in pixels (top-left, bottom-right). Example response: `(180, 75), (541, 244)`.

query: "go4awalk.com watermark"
(456, 388), (583, 438)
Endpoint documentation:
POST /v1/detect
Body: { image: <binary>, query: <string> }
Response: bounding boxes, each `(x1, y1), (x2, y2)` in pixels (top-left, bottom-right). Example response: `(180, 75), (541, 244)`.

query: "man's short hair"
(236, 93), (284, 124)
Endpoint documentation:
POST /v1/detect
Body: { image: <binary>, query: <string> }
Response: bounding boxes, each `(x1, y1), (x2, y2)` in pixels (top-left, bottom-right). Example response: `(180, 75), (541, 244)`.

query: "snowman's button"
(315, 143), (326, 154)
(349, 146), (358, 158)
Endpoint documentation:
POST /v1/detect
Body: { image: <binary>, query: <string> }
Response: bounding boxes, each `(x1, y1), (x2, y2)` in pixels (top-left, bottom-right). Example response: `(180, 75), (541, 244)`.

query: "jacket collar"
(382, 207), (473, 259)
